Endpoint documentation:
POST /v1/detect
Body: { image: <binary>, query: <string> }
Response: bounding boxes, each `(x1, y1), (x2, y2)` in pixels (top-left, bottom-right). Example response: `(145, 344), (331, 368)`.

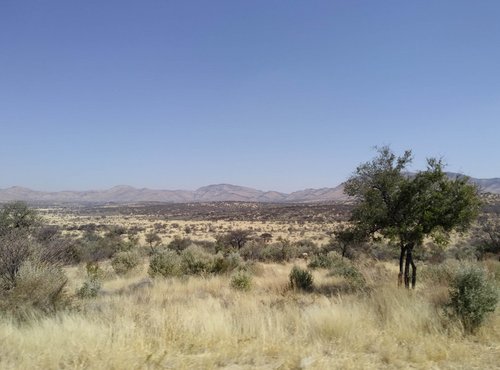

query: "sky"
(1, 1), (499, 193)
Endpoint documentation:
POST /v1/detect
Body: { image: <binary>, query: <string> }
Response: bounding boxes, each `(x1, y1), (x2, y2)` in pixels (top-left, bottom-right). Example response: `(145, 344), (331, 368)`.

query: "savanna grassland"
(1, 200), (499, 369)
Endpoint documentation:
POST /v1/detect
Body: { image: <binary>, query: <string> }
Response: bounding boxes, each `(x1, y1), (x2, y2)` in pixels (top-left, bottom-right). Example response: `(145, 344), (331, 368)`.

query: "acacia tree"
(0, 201), (39, 235)
(345, 147), (481, 288)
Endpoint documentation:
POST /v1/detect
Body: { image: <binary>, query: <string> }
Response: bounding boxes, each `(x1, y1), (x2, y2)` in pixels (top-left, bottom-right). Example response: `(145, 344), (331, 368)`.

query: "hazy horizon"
(2, 1), (499, 193)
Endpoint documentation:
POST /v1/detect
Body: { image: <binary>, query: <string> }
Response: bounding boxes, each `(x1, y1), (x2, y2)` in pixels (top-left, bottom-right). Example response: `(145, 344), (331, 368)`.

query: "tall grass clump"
(1, 259), (69, 318)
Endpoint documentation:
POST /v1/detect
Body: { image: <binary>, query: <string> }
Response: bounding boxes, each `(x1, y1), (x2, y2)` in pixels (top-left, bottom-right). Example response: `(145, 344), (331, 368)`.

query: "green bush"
(149, 249), (182, 278)
(230, 271), (252, 291)
(212, 252), (243, 274)
(448, 265), (498, 333)
(77, 261), (102, 298)
(180, 245), (215, 275)
(308, 251), (342, 270)
(167, 236), (192, 252)
(239, 240), (265, 261)
(77, 278), (101, 299)
(327, 253), (366, 291)
(309, 252), (366, 291)
(111, 251), (141, 275)
(289, 266), (314, 291)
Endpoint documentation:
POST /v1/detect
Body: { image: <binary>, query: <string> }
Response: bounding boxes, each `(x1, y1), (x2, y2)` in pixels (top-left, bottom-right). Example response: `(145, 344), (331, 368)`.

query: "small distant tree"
(478, 215), (500, 256)
(224, 229), (251, 250)
(0, 201), (39, 235)
(145, 231), (161, 253)
(332, 226), (364, 259)
(345, 147), (481, 288)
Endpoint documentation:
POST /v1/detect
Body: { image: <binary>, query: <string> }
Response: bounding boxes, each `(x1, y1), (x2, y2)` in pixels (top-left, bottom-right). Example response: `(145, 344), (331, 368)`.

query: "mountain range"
(0, 174), (499, 204)
(0, 183), (346, 204)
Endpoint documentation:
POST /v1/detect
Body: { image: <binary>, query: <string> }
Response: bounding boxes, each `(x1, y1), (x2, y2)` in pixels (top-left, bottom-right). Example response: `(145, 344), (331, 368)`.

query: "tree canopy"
(345, 147), (481, 287)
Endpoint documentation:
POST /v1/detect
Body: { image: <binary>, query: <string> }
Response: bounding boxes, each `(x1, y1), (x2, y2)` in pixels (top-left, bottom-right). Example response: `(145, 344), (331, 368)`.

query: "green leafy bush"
(212, 252), (243, 274)
(149, 249), (182, 278)
(448, 265), (498, 333)
(230, 271), (252, 291)
(77, 261), (102, 298)
(180, 245), (215, 275)
(308, 251), (342, 270)
(289, 266), (314, 291)
(77, 278), (101, 299)
(111, 251), (141, 275)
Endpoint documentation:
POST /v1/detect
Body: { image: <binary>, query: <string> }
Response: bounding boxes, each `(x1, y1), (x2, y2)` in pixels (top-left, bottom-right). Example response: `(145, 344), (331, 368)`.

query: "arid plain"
(1, 200), (497, 369)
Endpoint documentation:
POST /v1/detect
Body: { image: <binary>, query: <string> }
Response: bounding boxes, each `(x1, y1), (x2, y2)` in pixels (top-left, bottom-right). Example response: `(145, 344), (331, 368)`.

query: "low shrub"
(77, 261), (102, 298)
(149, 250), (182, 278)
(3, 259), (69, 315)
(289, 266), (314, 291)
(308, 251), (341, 270)
(180, 245), (215, 275)
(239, 240), (265, 261)
(328, 254), (366, 291)
(448, 265), (498, 333)
(77, 278), (101, 299)
(230, 271), (252, 291)
(212, 252), (243, 274)
(111, 251), (141, 275)
(168, 237), (192, 252)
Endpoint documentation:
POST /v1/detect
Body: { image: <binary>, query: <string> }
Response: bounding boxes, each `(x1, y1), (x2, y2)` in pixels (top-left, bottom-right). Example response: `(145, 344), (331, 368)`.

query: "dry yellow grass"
(1, 262), (498, 369)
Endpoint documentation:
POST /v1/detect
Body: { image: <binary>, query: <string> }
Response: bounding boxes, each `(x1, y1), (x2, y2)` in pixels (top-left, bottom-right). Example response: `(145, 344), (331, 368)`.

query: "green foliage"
(308, 251), (343, 270)
(220, 229), (251, 250)
(448, 265), (498, 333)
(75, 230), (125, 262)
(0, 203), (70, 317)
(212, 252), (244, 274)
(167, 236), (192, 252)
(309, 252), (366, 291)
(180, 245), (215, 275)
(77, 278), (101, 299)
(239, 240), (265, 260)
(289, 266), (314, 291)
(148, 249), (182, 278)
(345, 147), (481, 247)
(478, 216), (500, 256)
(0, 201), (40, 234)
(111, 251), (141, 275)
(77, 261), (102, 298)
(230, 271), (252, 291)
(145, 231), (161, 253)
(328, 261), (366, 291)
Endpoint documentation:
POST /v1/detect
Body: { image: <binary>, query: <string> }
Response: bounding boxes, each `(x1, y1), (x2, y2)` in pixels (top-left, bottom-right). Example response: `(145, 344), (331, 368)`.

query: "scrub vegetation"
(1, 148), (499, 369)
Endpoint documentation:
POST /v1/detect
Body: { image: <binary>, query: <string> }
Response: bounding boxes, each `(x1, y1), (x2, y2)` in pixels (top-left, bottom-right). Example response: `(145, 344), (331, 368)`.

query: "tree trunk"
(404, 246), (411, 288)
(410, 247), (417, 289)
(403, 242), (416, 289)
(398, 242), (406, 287)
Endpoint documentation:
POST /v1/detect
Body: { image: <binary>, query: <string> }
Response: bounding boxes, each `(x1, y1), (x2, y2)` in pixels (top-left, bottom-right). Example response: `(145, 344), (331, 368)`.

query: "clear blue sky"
(1, 1), (499, 192)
